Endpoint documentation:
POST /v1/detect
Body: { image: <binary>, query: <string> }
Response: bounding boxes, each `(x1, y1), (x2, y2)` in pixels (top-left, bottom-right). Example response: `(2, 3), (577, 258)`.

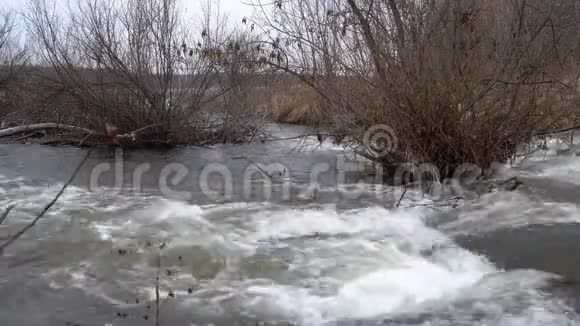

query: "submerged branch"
(0, 205), (15, 225)
(396, 187), (407, 208)
(0, 149), (91, 253)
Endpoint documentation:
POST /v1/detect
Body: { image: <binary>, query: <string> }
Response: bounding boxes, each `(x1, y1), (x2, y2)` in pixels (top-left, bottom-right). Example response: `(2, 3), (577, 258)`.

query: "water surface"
(1, 126), (579, 325)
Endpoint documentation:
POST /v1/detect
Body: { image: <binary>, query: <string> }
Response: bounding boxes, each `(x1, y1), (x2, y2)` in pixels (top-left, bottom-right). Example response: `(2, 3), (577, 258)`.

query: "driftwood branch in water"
(396, 187), (407, 208)
(0, 205), (15, 225)
(0, 123), (162, 142)
(0, 123), (94, 138)
(0, 149), (91, 253)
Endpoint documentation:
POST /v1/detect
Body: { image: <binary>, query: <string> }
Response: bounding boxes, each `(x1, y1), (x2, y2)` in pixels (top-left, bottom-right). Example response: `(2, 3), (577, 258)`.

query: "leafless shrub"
(3, 0), (265, 146)
(253, 0), (580, 176)
(0, 10), (27, 121)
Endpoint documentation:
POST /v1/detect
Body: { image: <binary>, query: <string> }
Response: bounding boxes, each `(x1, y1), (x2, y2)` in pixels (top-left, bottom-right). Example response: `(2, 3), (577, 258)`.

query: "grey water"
(0, 125), (579, 326)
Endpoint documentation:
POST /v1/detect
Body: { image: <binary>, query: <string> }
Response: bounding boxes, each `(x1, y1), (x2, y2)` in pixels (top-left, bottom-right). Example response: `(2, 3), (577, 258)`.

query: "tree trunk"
(346, 0), (387, 83)
(385, 0), (406, 47)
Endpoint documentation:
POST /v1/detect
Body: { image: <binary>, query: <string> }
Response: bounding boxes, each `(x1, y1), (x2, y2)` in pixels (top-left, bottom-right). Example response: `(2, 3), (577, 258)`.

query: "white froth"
(235, 206), (498, 324)
(441, 191), (580, 236)
(4, 172), (578, 325)
(537, 156), (580, 184)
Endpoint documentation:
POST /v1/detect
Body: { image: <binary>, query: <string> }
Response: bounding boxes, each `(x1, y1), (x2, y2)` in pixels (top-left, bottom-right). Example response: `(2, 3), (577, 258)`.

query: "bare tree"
(0, 11), (26, 88)
(8, 0), (264, 145)
(0, 10), (27, 123)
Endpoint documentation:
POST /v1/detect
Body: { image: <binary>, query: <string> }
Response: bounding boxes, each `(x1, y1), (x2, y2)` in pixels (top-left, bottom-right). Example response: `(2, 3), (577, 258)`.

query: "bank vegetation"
(1, 0), (580, 176)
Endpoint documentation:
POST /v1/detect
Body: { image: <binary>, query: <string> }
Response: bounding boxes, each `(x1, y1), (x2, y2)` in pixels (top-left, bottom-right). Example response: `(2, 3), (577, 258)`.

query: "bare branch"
(0, 205), (15, 225)
(0, 149), (91, 252)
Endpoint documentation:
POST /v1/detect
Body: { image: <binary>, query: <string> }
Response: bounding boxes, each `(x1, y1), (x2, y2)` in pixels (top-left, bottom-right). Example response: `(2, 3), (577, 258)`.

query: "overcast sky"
(3, 0), (254, 21)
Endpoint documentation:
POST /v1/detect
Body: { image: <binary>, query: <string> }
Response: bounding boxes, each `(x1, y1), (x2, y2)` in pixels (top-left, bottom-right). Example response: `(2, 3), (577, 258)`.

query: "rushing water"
(0, 126), (579, 326)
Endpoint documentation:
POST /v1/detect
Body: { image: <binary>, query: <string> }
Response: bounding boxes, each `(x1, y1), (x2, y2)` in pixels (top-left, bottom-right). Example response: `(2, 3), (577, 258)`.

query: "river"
(0, 125), (579, 325)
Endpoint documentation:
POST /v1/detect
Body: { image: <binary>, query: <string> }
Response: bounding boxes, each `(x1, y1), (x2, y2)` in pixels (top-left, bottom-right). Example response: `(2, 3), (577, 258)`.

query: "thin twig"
(78, 132), (93, 147)
(396, 186), (407, 208)
(155, 251), (161, 326)
(0, 149), (91, 252)
(15, 131), (45, 142)
(126, 123), (162, 136)
(0, 205), (15, 225)
(254, 133), (339, 143)
(239, 157), (274, 179)
(536, 124), (580, 137)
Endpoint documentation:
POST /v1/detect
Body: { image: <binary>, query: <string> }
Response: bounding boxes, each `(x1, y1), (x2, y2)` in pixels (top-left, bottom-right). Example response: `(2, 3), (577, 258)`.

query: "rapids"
(0, 127), (579, 325)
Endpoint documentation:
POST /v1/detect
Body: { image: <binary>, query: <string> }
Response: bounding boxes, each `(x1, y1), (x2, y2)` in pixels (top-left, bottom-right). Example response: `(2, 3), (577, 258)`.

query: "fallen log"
(0, 123), (162, 143)
(0, 123), (95, 138)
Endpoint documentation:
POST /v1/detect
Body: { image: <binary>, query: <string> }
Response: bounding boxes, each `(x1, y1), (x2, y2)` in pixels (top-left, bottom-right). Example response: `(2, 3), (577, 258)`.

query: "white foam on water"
(535, 156), (580, 184)
(227, 205), (578, 325)
(440, 191), (580, 236)
(85, 199), (259, 267)
(444, 270), (579, 326)
(516, 136), (576, 162)
(330, 251), (488, 318)
(515, 136), (580, 184)
(0, 174), (149, 224)
(44, 262), (133, 307)
(232, 206), (507, 325)
(247, 206), (435, 243)
(10, 181), (577, 325)
(39, 198), (498, 324)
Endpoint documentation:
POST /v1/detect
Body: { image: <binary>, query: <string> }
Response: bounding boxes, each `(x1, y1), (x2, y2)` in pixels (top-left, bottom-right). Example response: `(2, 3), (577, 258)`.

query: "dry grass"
(269, 85), (329, 125)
